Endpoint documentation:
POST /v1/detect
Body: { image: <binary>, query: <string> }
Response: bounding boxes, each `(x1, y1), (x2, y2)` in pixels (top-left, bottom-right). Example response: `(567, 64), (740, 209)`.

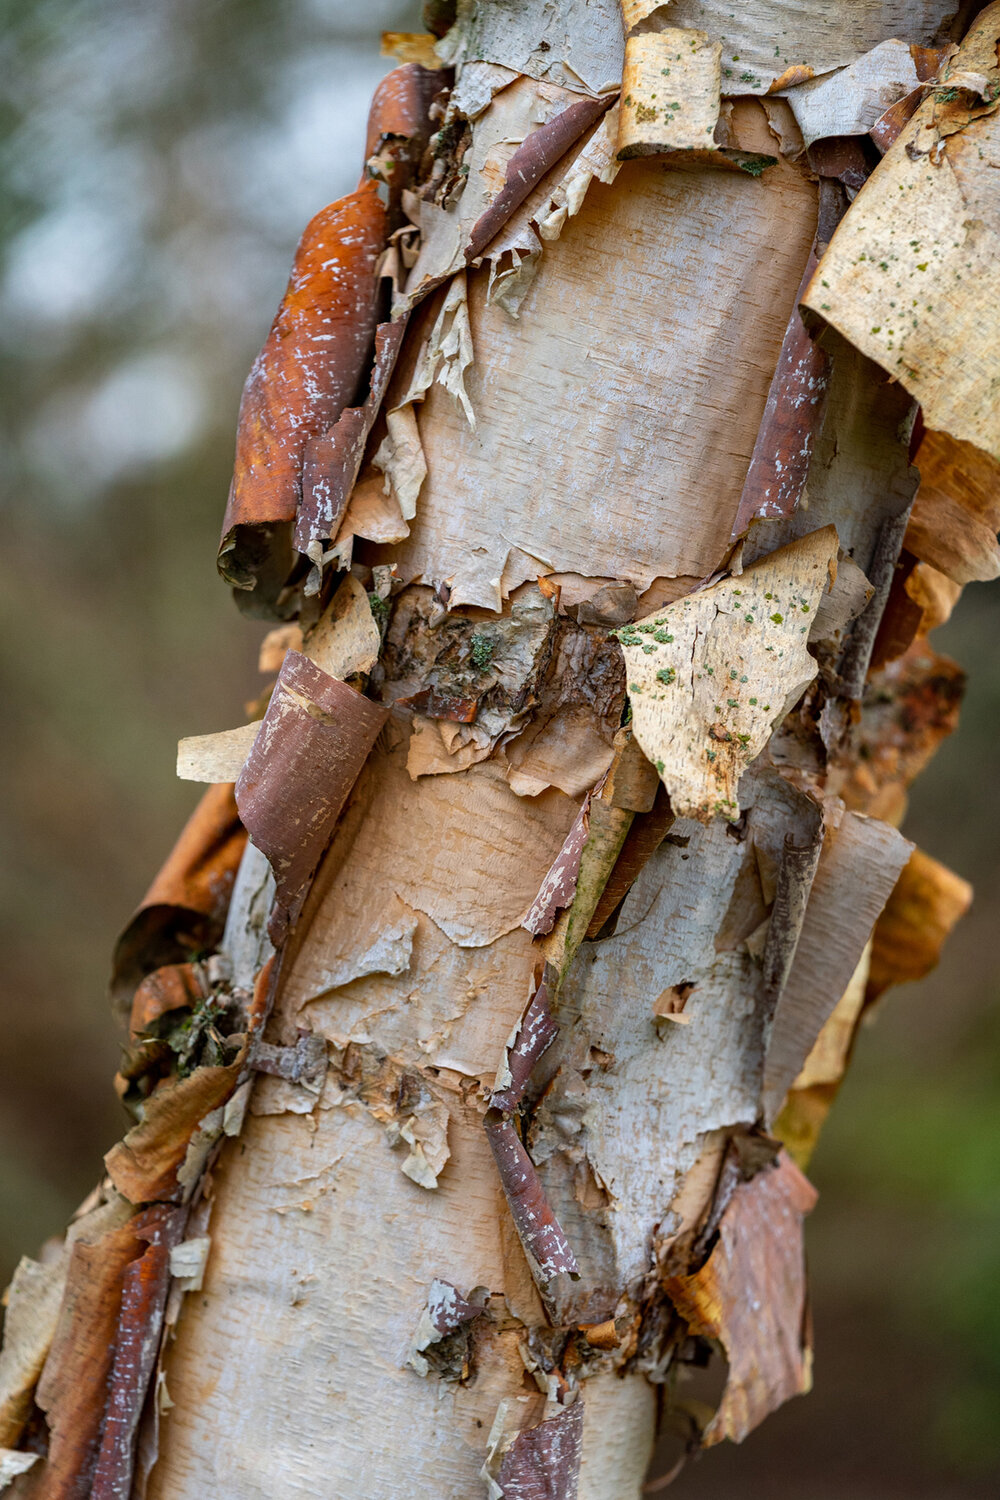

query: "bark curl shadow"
(838, 505), (915, 699)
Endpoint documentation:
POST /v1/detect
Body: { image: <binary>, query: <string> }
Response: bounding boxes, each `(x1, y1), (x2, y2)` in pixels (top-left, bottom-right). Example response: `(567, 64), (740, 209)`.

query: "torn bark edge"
(838, 500), (916, 699)
(490, 967), (560, 1113)
(406, 1279), (490, 1377)
(465, 93), (616, 264)
(760, 826), (825, 1026)
(490, 1396), (584, 1500)
(90, 1206), (187, 1500)
(484, 1114), (580, 1290)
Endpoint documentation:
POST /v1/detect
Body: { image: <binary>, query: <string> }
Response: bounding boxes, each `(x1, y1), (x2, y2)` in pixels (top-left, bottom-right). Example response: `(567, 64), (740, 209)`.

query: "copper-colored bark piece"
(365, 62), (444, 167)
(30, 1217), (146, 1500)
(90, 1206), (186, 1500)
(484, 1114), (580, 1287)
(664, 1153), (816, 1446)
(294, 316), (408, 558)
(906, 427), (1000, 585)
(219, 180), (387, 593)
(496, 1399), (584, 1500)
(234, 651), (390, 944)
(129, 963), (206, 1041)
(104, 1054), (245, 1205)
(870, 85), (924, 153)
(866, 846), (972, 1004)
(220, 63), (443, 609)
(110, 782), (245, 1024)
(465, 94), (614, 264)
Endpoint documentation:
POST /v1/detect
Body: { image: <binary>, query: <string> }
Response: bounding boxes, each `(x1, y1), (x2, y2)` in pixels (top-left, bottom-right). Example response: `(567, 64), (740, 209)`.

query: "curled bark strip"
(664, 1154), (816, 1447)
(129, 963), (207, 1041)
(761, 829), (825, 1023)
(806, 136), (872, 196)
(294, 316), (409, 559)
(522, 796), (591, 938)
(365, 62), (444, 167)
(490, 970), (559, 1114)
(90, 1206), (186, 1500)
(730, 253), (831, 537)
(424, 1279), (489, 1337)
(234, 651), (389, 945)
(839, 504), (914, 699)
(220, 180), (388, 602)
(484, 1114), (580, 1285)
(31, 1217), (146, 1500)
(104, 1053), (247, 1205)
(110, 783), (245, 1025)
(220, 64), (441, 612)
(871, 47), (955, 154)
(465, 94), (615, 264)
(870, 85), (925, 153)
(497, 1399), (584, 1500)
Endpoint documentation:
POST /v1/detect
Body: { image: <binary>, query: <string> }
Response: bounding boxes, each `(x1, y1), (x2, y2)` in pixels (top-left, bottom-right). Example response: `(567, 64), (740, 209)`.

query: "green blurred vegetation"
(2, 3), (998, 1495)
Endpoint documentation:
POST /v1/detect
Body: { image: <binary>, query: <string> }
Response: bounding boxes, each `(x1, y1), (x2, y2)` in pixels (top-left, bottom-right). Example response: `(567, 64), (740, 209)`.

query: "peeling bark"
(2, 6), (994, 1497)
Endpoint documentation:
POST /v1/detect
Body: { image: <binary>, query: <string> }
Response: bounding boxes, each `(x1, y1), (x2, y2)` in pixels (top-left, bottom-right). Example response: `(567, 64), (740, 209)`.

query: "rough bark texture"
(2, 2), (996, 1496)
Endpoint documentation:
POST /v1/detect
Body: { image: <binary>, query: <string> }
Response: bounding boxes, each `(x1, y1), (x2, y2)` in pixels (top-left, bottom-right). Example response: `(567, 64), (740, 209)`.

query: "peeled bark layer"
(2, 4), (995, 1498)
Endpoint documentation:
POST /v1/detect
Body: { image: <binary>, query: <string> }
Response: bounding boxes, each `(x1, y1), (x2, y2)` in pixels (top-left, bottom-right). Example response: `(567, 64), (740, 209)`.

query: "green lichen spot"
(471, 634), (495, 671)
(770, 612), (784, 624)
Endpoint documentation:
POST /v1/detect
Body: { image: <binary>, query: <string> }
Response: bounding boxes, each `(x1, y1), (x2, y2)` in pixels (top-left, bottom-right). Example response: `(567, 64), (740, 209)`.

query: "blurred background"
(1, 2), (997, 1494)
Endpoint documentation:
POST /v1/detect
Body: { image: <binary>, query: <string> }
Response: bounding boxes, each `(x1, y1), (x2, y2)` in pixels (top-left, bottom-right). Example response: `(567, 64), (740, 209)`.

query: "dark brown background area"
(2, 3), (998, 1494)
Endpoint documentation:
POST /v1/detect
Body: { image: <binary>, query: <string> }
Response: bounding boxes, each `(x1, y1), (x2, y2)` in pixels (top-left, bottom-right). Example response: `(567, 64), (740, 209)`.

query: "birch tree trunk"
(2, 2), (998, 1497)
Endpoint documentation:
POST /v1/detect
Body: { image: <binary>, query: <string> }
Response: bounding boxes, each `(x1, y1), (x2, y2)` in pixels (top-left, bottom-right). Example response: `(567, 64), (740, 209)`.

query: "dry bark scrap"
(109, 782), (245, 1025)
(618, 527), (838, 821)
(3, 4), (995, 1498)
(234, 650), (390, 944)
(803, 3), (1000, 464)
(664, 1153), (816, 1445)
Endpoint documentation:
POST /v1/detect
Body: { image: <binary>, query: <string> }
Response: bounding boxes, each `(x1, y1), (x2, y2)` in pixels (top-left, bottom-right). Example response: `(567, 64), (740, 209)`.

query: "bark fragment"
(618, 527), (838, 822)
(664, 1153), (816, 1446)
(234, 650), (389, 944)
(803, 4), (1000, 465)
(109, 783), (245, 1024)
